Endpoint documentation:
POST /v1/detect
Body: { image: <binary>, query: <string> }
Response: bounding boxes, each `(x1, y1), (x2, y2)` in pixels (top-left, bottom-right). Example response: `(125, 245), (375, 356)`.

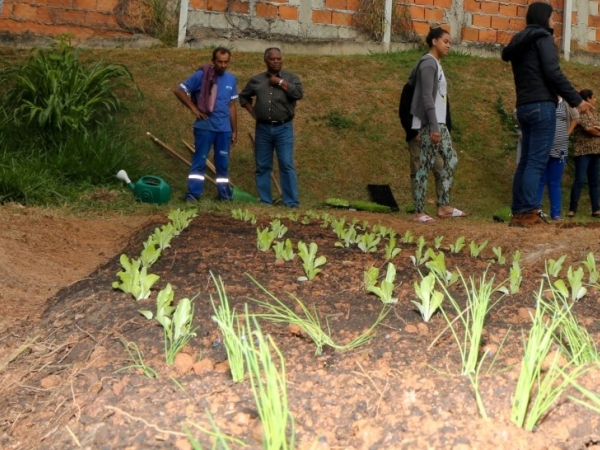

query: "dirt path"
(0, 204), (154, 330)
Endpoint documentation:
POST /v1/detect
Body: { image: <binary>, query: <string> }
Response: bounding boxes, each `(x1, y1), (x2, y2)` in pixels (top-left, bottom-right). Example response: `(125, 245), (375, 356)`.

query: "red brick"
(479, 28), (497, 42)
(312, 9), (332, 24)
(434, 0), (452, 8)
(278, 5), (297, 20)
(586, 42), (600, 53)
(325, 0), (346, 10)
(13, 3), (37, 20)
(346, 0), (359, 11)
(52, 9), (85, 24)
(270, 0), (286, 3)
(596, 29), (600, 42)
(461, 26), (479, 42)
(424, 8), (444, 21)
(498, 4), (517, 16)
(0, 4), (11, 17)
(589, 15), (600, 28)
(549, 0), (561, 10)
(497, 30), (514, 45)
(414, 0), (430, 5)
(189, 0), (207, 9)
(551, 12), (562, 26)
(491, 16), (510, 31)
(85, 10), (118, 27)
(96, 0), (118, 12)
(0, 18), (24, 32)
(409, 5), (425, 20)
(516, 6), (527, 16)
(509, 17), (525, 31)
(36, 5), (52, 22)
(256, 2), (277, 18)
(53, 0), (73, 6)
(74, 0), (96, 9)
(206, 0), (227, 11)
(571, 12), (577, 24)
(480, 1), (499, 14)
(228, 0), (249, 14)
(464, 0), (479, 12)
(331, 11), (352, 26)
(472, 14), (490, 28)
(412, 20), (431, 35)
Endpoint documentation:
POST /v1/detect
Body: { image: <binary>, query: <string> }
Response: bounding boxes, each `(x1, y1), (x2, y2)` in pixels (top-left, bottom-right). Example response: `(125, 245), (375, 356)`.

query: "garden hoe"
(147, 132), (258, 203)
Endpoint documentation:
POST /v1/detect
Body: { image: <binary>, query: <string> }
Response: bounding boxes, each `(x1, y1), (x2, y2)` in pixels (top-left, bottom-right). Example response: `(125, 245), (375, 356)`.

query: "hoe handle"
(147, 132), (216, 186)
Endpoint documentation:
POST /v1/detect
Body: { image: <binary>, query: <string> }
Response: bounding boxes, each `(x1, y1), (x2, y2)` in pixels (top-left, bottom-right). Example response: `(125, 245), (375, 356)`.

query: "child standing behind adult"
(537, 97), (579, 221)
(568, 89), (600, 218)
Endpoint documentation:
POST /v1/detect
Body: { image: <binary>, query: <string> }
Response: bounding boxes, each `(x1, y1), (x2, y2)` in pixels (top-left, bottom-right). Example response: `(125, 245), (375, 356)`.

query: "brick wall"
(189, 0), (600, 55)
(0, 0), (132, 40)
(2, 0), (600, 55)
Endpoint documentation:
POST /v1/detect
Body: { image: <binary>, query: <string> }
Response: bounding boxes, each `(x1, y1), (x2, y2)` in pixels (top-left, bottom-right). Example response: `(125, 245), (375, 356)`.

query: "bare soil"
(2, 204), (600, 449)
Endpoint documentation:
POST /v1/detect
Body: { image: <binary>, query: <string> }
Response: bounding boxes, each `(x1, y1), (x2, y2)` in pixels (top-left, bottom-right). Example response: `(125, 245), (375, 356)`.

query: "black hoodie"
(501, 24), (581, 108)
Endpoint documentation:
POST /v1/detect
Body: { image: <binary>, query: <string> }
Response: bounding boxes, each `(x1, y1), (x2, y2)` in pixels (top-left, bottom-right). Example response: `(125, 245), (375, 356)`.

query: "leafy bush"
(0, 37), (139, 138)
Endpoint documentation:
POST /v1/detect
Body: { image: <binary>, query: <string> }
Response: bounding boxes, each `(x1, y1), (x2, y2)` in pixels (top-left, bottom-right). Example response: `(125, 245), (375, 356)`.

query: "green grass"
(1, 46), (598, 216)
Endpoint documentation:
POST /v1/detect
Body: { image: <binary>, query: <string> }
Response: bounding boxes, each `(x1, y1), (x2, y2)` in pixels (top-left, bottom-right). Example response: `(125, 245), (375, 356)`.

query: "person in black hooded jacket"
(501, 1), (592, 228)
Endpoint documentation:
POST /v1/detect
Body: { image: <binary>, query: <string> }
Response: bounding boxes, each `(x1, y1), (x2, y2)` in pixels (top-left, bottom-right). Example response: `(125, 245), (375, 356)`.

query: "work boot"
(508, 209), (549, 228)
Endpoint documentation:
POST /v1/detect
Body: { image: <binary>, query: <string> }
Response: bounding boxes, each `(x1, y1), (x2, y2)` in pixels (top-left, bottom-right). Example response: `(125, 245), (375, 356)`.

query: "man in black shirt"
(239, 48), (303, 207)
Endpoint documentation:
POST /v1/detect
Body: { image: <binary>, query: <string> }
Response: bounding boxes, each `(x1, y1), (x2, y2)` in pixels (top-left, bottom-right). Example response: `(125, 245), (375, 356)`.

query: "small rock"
(174, 438), (192, 450)
(174, 353), (194, 374)
(518, 307), (533, 321)
(404, 324), (418, 333)
(232, 412), (251, 426)
(192, 358), (214, 374)
(297, 276), (309, 282)
(251, 419), (263, 443)
(288, 324), (306, 337)
(214, 360), (230, 373)
(74, 313), (85, 320)
(417, 323), (429, 335)
(274, 258), (285, 266)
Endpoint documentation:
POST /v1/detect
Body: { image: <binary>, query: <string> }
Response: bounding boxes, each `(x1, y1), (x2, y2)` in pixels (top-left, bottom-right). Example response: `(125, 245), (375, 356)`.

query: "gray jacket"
(409, 55), (441, 133)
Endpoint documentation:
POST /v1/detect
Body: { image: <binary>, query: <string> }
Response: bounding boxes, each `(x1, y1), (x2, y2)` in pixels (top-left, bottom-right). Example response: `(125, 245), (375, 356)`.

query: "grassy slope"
(30, 47), (598, 217)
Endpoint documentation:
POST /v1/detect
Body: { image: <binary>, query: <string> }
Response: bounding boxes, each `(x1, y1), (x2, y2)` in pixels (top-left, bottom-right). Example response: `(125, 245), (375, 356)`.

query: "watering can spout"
(116, 170), (135, 190)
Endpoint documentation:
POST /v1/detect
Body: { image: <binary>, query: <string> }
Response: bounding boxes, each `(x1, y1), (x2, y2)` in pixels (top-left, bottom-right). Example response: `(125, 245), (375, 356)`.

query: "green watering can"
(116, 170), (171, 205)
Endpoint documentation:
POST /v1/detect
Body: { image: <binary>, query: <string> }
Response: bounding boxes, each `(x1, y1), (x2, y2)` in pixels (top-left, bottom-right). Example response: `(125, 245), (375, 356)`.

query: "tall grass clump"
(0, 37), (139, 137)
(0, 37), (143, 204)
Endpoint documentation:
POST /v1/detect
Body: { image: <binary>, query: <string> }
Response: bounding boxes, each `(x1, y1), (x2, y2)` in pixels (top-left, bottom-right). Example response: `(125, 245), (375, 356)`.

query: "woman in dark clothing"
(501, 2), (591, 228)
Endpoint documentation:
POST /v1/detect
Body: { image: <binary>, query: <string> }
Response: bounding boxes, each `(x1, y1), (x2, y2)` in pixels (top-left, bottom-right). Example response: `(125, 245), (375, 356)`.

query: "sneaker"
(552, 216), (563, 221)
(508, 209), (549, 228)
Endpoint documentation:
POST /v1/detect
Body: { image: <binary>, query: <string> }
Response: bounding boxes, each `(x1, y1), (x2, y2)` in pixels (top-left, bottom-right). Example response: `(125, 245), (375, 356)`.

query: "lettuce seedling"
(297, 241), (326, 280)
(112, 254), (159, 301)
(357, 232), (380, 253)
(412, 272), (444, 322)
(367, 262), (397, 304)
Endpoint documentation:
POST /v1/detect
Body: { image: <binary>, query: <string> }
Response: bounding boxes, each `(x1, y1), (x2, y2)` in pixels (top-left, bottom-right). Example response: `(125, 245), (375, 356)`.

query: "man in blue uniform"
(174, 47), (238, 201)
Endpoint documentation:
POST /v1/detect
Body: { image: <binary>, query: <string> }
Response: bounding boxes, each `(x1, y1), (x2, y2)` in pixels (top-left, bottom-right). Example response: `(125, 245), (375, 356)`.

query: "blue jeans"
(254, 122), (299, 207)
(186, 128), (232, 201)
(512, 102), (556, 214)
(569, 154), (600, 214)
(537, 156), (566, 218)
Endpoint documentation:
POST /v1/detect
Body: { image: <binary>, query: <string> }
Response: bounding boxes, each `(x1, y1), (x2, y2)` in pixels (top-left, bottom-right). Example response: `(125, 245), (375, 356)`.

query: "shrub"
(0, 36), (140, 140)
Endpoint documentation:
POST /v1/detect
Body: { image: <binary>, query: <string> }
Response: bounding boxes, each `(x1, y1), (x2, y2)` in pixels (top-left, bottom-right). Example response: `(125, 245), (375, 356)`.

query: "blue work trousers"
(537, 156), (566, 219)
(186, 128), (232, 201)
(254, 122), (299, 207)
(512, 102), (556, 214)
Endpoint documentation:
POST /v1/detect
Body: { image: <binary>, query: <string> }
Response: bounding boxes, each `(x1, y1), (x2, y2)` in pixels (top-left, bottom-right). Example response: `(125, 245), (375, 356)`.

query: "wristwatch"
(278, 79), (284, 86)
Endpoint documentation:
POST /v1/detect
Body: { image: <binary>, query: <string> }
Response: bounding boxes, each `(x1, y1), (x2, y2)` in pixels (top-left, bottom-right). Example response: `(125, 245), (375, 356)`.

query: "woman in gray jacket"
(411, 27), (466, 222)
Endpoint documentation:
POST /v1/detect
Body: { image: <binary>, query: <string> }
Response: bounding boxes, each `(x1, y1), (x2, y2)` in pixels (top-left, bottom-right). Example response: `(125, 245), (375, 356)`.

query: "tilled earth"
(2, 209), (600, 449)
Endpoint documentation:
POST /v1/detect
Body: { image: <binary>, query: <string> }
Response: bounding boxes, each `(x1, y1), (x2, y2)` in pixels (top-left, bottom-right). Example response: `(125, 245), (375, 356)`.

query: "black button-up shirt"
(239, 70), (303, 122)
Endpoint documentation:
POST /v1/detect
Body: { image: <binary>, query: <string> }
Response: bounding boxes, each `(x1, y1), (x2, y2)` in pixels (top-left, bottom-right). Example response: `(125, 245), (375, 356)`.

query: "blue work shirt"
(179, 70), (238, 132)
